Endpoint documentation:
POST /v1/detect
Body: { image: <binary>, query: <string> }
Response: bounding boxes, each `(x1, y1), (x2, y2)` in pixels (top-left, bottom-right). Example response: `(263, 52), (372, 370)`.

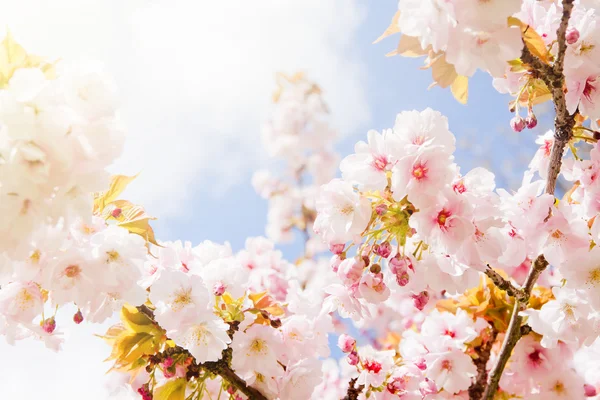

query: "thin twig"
(482, 1), (575, 398)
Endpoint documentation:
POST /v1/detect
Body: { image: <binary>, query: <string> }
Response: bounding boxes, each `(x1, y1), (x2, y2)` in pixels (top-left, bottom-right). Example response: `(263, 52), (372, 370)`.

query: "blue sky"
(154, 2), (544, 255)
(0, 1), (550, 399)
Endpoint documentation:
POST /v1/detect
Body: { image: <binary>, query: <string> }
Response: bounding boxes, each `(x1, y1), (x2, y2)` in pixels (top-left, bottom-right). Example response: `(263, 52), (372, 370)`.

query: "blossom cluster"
(0, 35), (145, 351)
(103, 236), (336, 400)
(4, 1), (600, 399)
(0, 39), (124, 252)
(384, 0), (600, 127)
(252, 73), (338, 254)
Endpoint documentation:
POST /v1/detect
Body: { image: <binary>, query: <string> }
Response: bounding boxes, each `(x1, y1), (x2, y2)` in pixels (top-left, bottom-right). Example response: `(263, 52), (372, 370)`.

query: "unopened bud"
(347, 350), (359, 366)
(111, 207), (122, 218)
(375, 204), (388, 215)
(329, 243), (345, 255)
(337, 334), (356, 353)
(375, 241), (392, 258)
(510, 116), (525, 132)
(566, 28), (580, 45)
(525, 114), (538, 129)
(361, 255), (370, 267)
(213, 282), (226, 296)
(370, 263), (381, 274)
(396, 271), (410, 287)
(73, 310), (84, 324)
(593, 130), (600, 141)
(270, 317), (282, 329)
(412, 291), (429, 311)
(41, 317), (56, 334)
(415, 357), (427, 370)
(227, 387), (236, 395)
(584, 384), (597, 397)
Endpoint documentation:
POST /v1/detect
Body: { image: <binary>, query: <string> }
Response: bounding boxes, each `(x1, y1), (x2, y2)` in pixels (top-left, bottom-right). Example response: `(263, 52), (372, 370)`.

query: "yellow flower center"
(249, 338), (268, 355)
(172, 288), (193, 311)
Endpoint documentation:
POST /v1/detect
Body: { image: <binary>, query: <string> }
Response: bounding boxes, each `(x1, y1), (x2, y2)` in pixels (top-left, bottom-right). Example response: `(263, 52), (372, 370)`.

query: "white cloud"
(2, 0), (370, 216)
(0, 1), (369, 398)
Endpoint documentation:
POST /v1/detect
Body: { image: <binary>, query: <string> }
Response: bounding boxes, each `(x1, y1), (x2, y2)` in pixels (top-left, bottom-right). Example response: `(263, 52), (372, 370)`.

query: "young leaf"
(154, 378), (187, 400)
(451, 75), (469, 104)
(373, 11), (401, 44)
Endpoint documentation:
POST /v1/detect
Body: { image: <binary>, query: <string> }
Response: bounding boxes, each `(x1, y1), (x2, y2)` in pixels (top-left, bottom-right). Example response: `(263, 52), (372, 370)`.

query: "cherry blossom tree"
(2, 0), (600, 399)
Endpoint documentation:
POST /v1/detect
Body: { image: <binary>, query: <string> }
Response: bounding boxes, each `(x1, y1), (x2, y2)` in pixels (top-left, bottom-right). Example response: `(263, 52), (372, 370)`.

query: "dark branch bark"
(484, 267), (525, 301)
(469, 326), (499, 400)
(211, 363), (269, 400)
(482, 256), (548, 400)
(482, 2), (575, 398)
(342, 378), (365, 400)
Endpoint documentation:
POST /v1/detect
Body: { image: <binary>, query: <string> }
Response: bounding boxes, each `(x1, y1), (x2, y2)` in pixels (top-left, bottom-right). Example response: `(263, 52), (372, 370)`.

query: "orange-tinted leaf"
(508, 17), (550, 64)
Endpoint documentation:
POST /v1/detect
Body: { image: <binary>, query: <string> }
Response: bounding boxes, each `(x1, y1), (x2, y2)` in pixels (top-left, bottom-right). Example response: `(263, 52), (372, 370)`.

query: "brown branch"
(342, 378), (365, 400)
(169, 321), (269, 400)
(212, 363), (269, 400)
(482, 256), (548, 399)
(482, 2), (575, 398)
(469, 326), (499, 400)
(484, 267), (525, 301)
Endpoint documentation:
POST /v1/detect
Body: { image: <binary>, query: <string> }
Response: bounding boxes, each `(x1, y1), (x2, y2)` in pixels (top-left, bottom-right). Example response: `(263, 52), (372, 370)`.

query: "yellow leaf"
(0, 31), (56, 88)
(95, 174), (139, 213)
(508, 17), (550, 64)
(395, 35), (427, 58)
(430, 55), (457, 89)
(118, 217), (159, 246)
(451, 75), (469, 104)
(512, 78), (552, 108)
(154, 379), (187, 400)
(121, 304), (162, 335)
(373, 11), (401, 44)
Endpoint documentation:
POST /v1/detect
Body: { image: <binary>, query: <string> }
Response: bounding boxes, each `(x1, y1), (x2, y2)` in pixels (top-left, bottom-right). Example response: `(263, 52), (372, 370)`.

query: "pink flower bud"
(415, 358), (427, 370)
(375, 241), (392, 258)
(375, 204), (388, 215)
(396, 271), (410, 287)
(162, 357), (174, 368)
(525, 114), (538, 129)
(137, 385), (153, 400)
(566, 28), (580, 45)
(111, 207), (122, 218)
(213, 282), (226, 296)
(347, 350), (359, 366)
(41, 317), (56, 334)
(73, 310), (84, 324)
(584, 384), (597, 397)
(412, 291), (429, 311)
(510, 116), (525, 132)
(329, 243), (345, 255)
(337, 334), (356, 353)
(227, 387), (236, 395)
(389, 255), (412, 274)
